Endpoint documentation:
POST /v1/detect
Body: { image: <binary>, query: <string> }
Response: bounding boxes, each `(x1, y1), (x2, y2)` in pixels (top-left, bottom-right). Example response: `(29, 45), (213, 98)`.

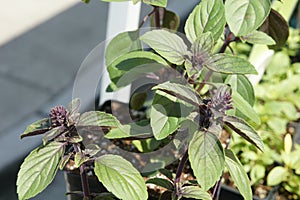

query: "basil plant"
(17, 0), (288, 199)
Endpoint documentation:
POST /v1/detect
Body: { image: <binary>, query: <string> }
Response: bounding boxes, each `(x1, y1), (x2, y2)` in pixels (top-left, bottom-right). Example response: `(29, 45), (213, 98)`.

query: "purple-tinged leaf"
(260, 9), (289, 50)
(224, 115), (264, 151)
(20, 118), (50, 139)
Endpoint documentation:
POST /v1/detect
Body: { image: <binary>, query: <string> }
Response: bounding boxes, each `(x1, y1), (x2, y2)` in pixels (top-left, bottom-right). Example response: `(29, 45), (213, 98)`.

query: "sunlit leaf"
(152, 81), (202, 107)
(67, 98), (80, 124)
(224, 115), (264, 151)
(267, 166), (288, 186)
(150, 92), (191, 140)
(181, 186), (212, 200)
(17, 142), (65, 200)
(191, 32), (214, 54)
(105, 30), (141, 66)
(241, 30), (275, 45)
(141, 29), (188, 65)
(189, 131), (224, 191)
(225, 0), (271, 36)
(107, 51), (168, 91)
(105, 120), (153, 139)
(42, 126), (65, 145)
(59, 153), (72, 170)
(205, 54), (258, 74)
(78, 111), (121, 127)
(225, 149), (252, 200)
(95, 155), (148, 200)
(184, 0), (226, 43)
(20, 118), (50, 139)
(74, 152), (90, 168)
(231, 91), (261, 125)
(225, 75), (255, 106)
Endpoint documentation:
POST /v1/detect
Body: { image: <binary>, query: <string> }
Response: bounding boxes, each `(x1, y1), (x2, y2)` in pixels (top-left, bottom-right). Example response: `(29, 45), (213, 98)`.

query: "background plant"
(231, 28), (300, 199)
(16, 0), (290, 200)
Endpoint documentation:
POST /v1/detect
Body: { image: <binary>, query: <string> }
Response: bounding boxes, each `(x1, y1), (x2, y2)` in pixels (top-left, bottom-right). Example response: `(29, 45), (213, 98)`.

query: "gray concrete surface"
(0, 0), (200, 199)
(0, 1), (108, 199)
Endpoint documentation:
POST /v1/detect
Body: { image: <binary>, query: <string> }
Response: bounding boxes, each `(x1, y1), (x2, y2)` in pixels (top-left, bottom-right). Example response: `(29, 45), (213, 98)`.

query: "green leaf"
(59, 154), (72, 170)
(150, 92), (190, 140)
(132, 0), (141, 4)
(250, 164), (266, 184)
(231, 90), (261, 125)
(20, 118), (50, 139)
(42, 126), (65, 145)
(146, 178), (174, 190)
(152, 81), (202, 107)
(225, 75), (255, 106)
(17, 142), (65, 200)
(181, 186), (212, 200)
(204, 54), (258, 74)
(132, 138), (161, 152)
(130, 92), (148, 110)
(260, 9), (289, 50)
(107, 51), (168, 91)
(142, 0), (167, 7)
(140, 30), (188, 65)
(68, 135), (83, 143)
(67, 98), (80, 115)
(101, 0), (130, 3)
(150, 8), (180, 31)
(224, 115), (264, 151)
(225, 149), (252, 200)
(191, 32), (214, 54)
(105, 30), (141, 66)
(225, 0), (271, 36)
(267, 166), (288, 186)
(241, 30), (275, 45)
(188, 131), (225, 191)
(78, 111), (121, 127)
(85, 144), (101, 157)
(266, 51), (290, 77)
(94, 155), (148, 200)
(67, 98), (81, 124)
(184, 0), (226, 43)
(105, 120), (153, 139)
(74, 152), (90, 168)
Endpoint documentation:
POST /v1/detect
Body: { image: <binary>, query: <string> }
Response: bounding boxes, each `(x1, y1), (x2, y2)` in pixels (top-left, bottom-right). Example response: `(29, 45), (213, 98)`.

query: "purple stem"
(174, 148), (189, 196)
(73, 143), (90, 199)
